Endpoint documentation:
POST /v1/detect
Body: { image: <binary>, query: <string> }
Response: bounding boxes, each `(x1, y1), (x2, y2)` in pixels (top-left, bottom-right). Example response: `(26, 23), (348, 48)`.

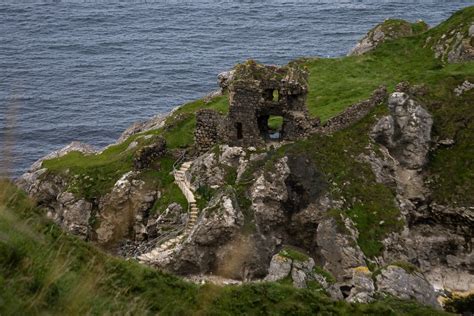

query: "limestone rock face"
(97, 171), (158, 244)
(264, 254), (292, 282)
(116, 114), (168, 144)
(429, 23), (474, 63)
(189, 145), (246, 189)
(57, 192), (93, 239)
(382, 222), (474, 292)
(316, 217), (367, 282)
(16, 141), (95, 197)
(347, 267), (375, 303)
(370, 92), (433, 204)
(158, 190), (244, 275)
(372, 92), (433, 170)
(375, 265), (439, 308)
(264, 252), (317, 288)
(366, 88), (473, 293)
(217, 69), (235, 91)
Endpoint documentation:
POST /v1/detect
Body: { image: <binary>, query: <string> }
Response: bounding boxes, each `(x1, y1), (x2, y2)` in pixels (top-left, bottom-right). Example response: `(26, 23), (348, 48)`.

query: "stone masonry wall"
(195, 109), (224, 152)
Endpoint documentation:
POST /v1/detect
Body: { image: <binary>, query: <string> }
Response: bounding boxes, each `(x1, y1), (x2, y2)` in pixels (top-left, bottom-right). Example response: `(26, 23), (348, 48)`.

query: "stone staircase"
(138, 160), (199, 262)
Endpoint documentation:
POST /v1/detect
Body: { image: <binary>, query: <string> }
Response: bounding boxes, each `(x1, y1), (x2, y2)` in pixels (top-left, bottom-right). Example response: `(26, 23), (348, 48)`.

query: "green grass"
(313, 266), (337, 284)
(279, 246), (310, 262)
(301, 7), (474, 122)
(281, 104), (403, 257)
(40, 95), (228, 202)
(268, 115), (283, 130)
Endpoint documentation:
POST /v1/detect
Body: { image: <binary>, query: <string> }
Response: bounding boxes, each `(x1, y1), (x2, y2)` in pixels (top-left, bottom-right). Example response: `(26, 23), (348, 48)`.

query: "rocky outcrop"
(145, 189), (245, 275)
(56, 192), (93, 239)
(346, 267), (375, 303)
(316, 217), (367, 283)
(375, 265), (439, 308)
(16, 141), (95, 197)
(349, 19), (428, 56)
(370, 91), (433, 202)
(454, 80), (474, 96)
(217, 69), (235, 92)
(264, 251), (344, 297)
(116, 114), (168, 144)
(428, 22), (474, 63)
(366, 89), (474, 294)
(96, 171), (158, 244)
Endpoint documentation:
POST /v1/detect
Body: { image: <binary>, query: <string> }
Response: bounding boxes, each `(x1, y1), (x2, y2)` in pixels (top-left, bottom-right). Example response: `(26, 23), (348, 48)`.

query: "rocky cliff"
(15, 6), (474, 313)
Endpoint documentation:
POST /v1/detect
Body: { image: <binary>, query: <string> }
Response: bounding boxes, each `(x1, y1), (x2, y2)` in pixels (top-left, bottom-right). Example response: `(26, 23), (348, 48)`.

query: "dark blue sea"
(1, 0), (472, 177)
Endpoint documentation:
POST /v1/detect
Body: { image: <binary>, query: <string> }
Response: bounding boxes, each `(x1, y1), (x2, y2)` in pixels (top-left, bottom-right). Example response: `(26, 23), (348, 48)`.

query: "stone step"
(181, 161), (192, 169)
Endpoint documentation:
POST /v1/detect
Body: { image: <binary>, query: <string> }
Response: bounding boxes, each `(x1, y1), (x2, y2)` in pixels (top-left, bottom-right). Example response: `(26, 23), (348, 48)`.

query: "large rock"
(56, 192), (93, 239)
(116, 114), (168, 144)
(264, 253), (292, 282)
(264, 251), (316, 289)
(217, 70), (235, 91)
(372, 92), (432, 170)
(316, 217), (367, 282)
(375, 265), (439, 308)
(156, 190), (245, 275)
(347, 267), (375, 303)
(370, 92), (433, 203)
(97, 171), (158, 245)
(382, 221), (474, 292)
(429, 22), (474, 63)
(16, 141), (95, 196)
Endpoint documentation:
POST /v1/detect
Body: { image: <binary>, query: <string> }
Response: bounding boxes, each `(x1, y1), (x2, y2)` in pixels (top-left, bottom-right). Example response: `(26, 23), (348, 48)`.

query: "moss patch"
(279, 246), (310, 262)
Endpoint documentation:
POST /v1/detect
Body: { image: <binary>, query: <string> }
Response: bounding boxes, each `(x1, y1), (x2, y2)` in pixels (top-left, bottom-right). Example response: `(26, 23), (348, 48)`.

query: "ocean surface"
(1, 0), (472, 177)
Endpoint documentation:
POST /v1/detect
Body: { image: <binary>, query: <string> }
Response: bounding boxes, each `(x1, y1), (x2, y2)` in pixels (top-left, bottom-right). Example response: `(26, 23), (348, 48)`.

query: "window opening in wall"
(267, 115), (283, 140)
(272, 89), (279, 102)
(235, 122), (243, 139)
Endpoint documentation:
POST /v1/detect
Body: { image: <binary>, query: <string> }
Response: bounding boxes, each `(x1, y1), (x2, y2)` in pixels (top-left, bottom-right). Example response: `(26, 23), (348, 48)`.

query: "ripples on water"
(0, 0), (472, 176)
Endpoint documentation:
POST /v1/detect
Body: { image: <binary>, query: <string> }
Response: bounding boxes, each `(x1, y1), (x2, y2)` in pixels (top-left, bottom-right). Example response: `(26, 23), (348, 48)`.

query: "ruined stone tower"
(195, 60), (319, 152)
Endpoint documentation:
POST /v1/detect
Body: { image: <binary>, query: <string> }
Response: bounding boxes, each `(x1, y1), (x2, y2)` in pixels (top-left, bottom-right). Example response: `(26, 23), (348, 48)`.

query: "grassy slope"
(0, 181), (450, 315)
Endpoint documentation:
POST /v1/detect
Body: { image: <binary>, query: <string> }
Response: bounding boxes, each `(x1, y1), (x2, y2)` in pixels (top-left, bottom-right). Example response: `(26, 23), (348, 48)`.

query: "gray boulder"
(316, 217), (367, 282)
(375, 265), (439, 308)
(372, 92), (433, 170)
(217, 70), (235, 91)
(347, 267), (375, 303)
(56, 192), (93, 239)
(264, 253), (292, 282)
(97, 171), (158, 244)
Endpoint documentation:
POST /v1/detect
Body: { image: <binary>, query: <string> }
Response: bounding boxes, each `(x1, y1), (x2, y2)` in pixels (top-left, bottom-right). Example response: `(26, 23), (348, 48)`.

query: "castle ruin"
(195, 60), (320, 152)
